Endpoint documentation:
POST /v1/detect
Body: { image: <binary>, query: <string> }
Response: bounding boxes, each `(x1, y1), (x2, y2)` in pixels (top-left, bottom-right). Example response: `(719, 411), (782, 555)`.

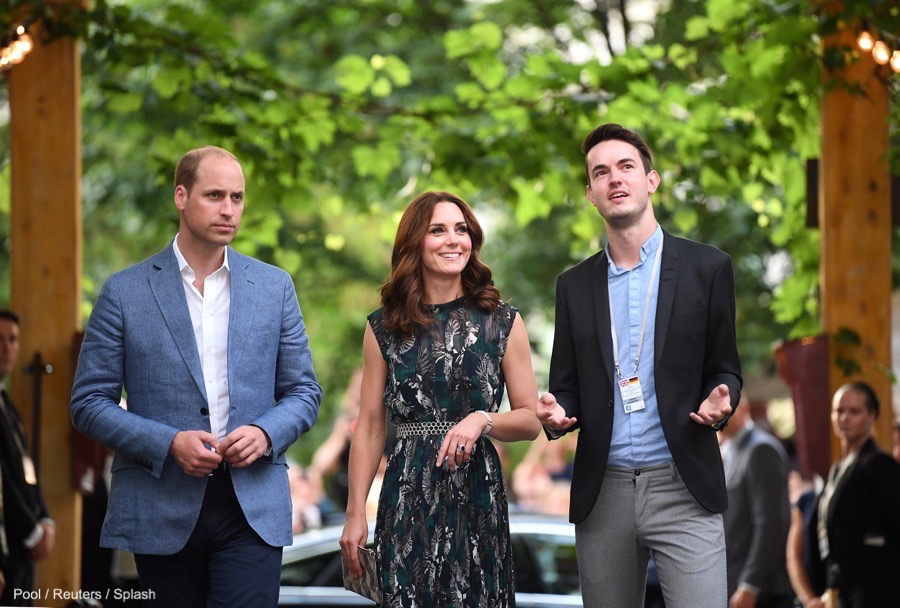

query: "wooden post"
(819, 24), (893, 453)
(8, 9), (83, 602)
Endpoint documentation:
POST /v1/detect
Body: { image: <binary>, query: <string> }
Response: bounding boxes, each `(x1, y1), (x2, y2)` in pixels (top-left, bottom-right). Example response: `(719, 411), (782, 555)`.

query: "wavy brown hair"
(380, 191), (500, 336)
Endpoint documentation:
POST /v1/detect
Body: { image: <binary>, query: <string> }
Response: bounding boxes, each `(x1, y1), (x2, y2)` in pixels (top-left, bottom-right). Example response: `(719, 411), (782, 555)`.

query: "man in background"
(719, 395), (793, 608)
(0, 310), (55, 606)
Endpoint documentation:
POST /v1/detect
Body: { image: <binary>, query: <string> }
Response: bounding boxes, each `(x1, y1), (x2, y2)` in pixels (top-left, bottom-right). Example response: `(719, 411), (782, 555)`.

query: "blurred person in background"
(0, 310), (55, 606)
(718, 395), (793, 608)
(310, 369), (363, 513)
(805, 382), (900, 608)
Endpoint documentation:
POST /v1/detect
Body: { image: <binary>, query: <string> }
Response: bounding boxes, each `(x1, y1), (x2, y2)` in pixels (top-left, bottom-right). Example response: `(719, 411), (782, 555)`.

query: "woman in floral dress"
(340, 191), (542, 607)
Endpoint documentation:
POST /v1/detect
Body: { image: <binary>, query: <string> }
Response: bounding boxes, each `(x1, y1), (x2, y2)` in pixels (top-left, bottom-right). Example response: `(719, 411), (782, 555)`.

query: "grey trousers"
(575, 462), (727, 608)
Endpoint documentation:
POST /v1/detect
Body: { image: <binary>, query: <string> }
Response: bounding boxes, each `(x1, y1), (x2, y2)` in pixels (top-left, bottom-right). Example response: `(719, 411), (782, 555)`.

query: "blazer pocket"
(669, 308), (707, 326)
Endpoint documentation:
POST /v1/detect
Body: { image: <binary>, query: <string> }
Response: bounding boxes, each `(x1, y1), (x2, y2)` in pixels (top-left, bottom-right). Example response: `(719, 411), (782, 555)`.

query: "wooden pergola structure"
(2, 2), (895, 602)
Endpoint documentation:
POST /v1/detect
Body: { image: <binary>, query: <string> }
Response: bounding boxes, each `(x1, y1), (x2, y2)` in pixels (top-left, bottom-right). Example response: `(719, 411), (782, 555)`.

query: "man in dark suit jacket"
(538, 123), (742, 607)
(719, 398), (793, 608)
(0, 310), (55, 606)
(71, 147), (322, 607)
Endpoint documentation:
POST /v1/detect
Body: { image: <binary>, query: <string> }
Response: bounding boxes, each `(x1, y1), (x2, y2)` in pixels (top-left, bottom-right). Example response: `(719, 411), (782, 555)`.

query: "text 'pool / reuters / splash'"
(12, 587), (156, 603)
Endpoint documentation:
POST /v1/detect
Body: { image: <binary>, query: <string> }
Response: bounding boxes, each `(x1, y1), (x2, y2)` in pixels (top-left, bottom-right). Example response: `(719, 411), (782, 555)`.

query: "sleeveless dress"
(369, 296), (517, 608)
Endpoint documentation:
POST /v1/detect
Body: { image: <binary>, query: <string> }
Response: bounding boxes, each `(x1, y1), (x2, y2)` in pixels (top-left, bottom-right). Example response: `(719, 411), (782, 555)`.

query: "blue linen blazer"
(70, 244), (322, 555)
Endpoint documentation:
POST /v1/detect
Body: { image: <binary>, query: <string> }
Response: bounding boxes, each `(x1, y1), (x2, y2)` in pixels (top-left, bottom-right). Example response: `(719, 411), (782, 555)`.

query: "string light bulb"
(891, 50), (900, 73)
(872, 40), (891, 65)
(0, 22), (35, 72)
(857, 30), (875, 51)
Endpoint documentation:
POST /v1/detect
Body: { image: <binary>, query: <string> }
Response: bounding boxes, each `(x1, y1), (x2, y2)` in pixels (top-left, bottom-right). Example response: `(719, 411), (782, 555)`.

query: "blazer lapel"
(654, 230), (679, 368)
(592, 251), (616, 392)
(227, 248), (258, 374)
(828, 438), (874, 525)
(148, 246), (207, 400)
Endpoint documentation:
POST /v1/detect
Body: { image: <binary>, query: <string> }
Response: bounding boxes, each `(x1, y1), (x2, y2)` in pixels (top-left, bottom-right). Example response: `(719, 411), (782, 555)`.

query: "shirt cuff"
(544, 426), (566, 440)
(737, 582), (760, 596)
(23, 523), (44, 549)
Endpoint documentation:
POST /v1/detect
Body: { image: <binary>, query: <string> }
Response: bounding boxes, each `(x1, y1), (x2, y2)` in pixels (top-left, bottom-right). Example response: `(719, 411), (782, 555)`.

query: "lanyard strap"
(609, 240), (663, 380)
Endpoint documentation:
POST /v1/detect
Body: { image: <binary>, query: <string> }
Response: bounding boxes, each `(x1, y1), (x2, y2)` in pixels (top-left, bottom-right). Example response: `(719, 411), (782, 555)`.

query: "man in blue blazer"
(71, 146), (322, 607)
(538, 124), (742, 607)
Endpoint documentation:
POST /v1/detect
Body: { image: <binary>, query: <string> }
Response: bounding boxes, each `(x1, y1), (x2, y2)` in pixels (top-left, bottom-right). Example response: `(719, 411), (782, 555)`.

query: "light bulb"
(857, 30), (875, 51)
(891, 50), (900, 73)
(17, 33), (32, 55)
(872, 41), (890, 65)
(15, 25), (24, 36)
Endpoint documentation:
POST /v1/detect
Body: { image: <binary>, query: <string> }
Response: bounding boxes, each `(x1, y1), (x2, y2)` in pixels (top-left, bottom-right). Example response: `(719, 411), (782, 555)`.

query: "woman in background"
(805, 382), (900, 608)
(340, 191), (541, 607)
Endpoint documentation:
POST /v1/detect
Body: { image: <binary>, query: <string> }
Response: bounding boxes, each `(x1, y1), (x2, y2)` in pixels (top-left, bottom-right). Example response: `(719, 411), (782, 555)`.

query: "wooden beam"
(8, 11), (83, 601)
(819, 25), (893, 453)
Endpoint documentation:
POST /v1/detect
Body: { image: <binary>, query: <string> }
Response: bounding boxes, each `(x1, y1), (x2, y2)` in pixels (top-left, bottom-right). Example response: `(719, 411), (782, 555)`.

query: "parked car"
(280, 512), (582, 607)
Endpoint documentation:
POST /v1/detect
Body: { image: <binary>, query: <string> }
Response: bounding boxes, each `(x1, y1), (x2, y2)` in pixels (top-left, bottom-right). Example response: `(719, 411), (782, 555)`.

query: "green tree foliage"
(0, 0), (897, 461)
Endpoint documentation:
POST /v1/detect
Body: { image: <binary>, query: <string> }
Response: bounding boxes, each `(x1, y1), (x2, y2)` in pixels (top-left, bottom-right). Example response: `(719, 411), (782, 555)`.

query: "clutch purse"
(341, 545), (381, 603)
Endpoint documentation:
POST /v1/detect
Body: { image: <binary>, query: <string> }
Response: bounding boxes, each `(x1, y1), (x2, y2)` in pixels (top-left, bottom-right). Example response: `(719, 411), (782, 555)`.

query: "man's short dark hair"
(581, 123), (653, 180)
(174, 146), (240, 194)
(0, 310), (20, 325)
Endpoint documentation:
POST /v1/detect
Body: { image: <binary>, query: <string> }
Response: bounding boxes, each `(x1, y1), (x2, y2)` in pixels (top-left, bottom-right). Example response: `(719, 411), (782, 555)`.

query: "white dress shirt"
(173, 235), (231, 440)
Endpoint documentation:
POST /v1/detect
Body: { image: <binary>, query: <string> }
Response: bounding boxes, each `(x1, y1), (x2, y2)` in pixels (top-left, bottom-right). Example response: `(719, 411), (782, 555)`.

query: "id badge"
(22, 455), (37, 485)
(619, 377), (646, 413)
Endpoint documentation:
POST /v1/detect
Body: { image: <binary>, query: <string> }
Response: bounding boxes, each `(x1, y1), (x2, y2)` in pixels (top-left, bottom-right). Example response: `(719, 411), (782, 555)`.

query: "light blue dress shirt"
(606, 225), (672, 468)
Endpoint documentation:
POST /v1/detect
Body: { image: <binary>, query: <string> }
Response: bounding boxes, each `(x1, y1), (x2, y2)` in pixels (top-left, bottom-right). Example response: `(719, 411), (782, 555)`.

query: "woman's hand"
(436, 413), (488, 470)
(339, 514), (369, 578)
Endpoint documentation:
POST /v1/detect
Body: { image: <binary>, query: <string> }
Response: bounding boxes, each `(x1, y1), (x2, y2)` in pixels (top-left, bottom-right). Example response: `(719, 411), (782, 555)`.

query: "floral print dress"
(369, 296), (516, 607)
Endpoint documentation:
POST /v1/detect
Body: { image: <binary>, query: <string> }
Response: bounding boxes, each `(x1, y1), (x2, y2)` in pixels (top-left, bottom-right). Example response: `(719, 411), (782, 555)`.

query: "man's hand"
(537, 393), (577, 431)
(29, 521), (55, 561)
(169, 430), (223, 476)
(690, 384), (733, 428)
(219, 425), (271, 468)
(728, 588), (757, 608)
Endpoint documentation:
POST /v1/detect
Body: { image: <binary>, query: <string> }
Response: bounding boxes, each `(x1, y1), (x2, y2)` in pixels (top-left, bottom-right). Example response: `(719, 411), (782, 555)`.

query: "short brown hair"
(380, 191), (500, 336)
(173, 146), (240, 194)
(581, 123), (653, 181)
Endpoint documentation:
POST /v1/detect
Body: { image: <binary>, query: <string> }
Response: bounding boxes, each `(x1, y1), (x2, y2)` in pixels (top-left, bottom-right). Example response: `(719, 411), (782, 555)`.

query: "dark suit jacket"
(0, 390), (50, 571)
(808, 437), (900, 592)
(549, 230), (742, 524)
(722, 423), (792, 599)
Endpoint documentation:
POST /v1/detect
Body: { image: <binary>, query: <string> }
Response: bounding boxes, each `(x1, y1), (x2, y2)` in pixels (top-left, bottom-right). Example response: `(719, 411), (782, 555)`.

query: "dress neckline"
(424, 295), (468, 314)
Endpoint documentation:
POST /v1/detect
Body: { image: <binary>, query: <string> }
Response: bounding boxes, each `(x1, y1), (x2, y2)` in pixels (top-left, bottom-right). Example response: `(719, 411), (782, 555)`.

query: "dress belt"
(395, 421), (456, 437)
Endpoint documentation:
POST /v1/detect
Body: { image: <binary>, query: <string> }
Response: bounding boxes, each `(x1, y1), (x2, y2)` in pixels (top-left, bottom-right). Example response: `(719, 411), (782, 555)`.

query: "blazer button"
(608, 399), (613, 408)
(200, 407), (209, 416)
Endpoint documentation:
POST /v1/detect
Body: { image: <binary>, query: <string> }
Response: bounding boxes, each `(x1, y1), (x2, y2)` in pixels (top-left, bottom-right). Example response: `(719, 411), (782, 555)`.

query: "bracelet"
(475, 410), (493, 437)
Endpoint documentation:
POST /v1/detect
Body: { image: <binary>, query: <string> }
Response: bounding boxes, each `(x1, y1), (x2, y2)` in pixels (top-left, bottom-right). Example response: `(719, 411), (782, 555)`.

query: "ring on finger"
(458, 444), (466, 453)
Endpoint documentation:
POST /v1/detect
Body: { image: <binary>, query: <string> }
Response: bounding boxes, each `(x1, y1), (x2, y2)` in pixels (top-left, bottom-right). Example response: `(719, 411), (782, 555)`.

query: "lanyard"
(608, 240), (663, 380)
